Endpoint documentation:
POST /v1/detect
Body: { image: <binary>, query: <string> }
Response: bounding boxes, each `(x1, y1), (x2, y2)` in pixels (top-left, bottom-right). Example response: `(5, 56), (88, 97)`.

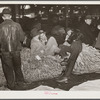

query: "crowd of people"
(0, 8), (100, 90)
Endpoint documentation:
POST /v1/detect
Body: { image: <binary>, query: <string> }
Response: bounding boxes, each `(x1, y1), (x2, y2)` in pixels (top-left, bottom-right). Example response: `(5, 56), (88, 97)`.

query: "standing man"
(79, 15), (94, 46)
(95, 22), (100, 49)
(21, 11), (39, 48)
(0, 8), (29, 90)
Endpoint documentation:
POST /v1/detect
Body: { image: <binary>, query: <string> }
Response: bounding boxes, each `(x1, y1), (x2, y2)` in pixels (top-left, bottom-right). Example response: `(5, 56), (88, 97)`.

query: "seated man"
(57, 29), (83, 83)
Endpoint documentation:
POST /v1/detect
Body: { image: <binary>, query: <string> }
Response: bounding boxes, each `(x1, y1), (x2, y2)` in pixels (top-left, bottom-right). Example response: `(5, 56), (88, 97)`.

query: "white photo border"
(0, 0), (100, 99)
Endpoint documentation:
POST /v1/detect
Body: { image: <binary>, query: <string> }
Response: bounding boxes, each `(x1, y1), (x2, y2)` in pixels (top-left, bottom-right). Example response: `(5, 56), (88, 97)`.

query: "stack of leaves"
(73, 43), (100, 74)
(21, 48), (64, 82)
(0, 60), (6, 86)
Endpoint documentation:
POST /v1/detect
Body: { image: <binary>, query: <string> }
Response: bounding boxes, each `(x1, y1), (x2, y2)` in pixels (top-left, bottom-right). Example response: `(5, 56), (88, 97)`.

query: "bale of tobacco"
(21, 48), (65, 82)
(73, 43), (100, 74)
(0, 59), (6, 86)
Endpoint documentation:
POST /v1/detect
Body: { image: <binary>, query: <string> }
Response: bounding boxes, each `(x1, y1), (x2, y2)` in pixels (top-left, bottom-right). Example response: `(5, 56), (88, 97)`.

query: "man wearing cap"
(0, 8), (30, 90)
(79, 15), (94, 46)
(21, 10), (39, 48)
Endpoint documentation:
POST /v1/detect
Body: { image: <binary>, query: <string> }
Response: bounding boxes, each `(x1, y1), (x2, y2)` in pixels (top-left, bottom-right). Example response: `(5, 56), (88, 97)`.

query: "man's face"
(2, 14), (12, 20)
(85, 19), (92, 25)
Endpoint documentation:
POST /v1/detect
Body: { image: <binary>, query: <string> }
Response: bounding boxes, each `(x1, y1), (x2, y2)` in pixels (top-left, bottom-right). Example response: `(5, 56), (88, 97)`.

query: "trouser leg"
(64, 54), (78, 78)
(64, 60), (76, 78)
(12, 51), (24, 83)
(1, 52), (15, 89)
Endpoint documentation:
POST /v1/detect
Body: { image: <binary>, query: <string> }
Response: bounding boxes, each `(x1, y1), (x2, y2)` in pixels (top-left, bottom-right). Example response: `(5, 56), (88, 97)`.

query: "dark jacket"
(0, 19), (25, 52)
(79, 22), (94, 46)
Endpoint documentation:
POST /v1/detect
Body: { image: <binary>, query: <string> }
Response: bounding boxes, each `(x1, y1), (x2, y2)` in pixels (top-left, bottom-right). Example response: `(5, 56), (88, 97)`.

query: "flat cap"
(2, 8), (11, 15)
(85, 15), (92, 19)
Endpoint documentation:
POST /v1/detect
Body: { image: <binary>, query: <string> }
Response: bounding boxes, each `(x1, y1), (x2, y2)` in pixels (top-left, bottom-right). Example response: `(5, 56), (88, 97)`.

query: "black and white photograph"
(0, 1), (100, 97)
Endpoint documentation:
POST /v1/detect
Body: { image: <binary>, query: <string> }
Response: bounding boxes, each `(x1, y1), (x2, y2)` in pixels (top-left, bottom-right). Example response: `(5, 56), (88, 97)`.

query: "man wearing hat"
(0, 8), (30, 90)
(79, 15), (94, 46)
(21, 9), (40, 48)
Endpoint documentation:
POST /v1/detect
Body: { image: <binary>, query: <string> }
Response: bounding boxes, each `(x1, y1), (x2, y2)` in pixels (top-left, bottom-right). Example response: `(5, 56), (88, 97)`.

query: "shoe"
(56, 77), (68, 83)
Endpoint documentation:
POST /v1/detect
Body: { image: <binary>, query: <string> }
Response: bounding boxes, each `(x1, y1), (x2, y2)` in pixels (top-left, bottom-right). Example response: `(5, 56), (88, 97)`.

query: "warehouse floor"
(1, 72), (100, 91)
(40, 73), (100, 91)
